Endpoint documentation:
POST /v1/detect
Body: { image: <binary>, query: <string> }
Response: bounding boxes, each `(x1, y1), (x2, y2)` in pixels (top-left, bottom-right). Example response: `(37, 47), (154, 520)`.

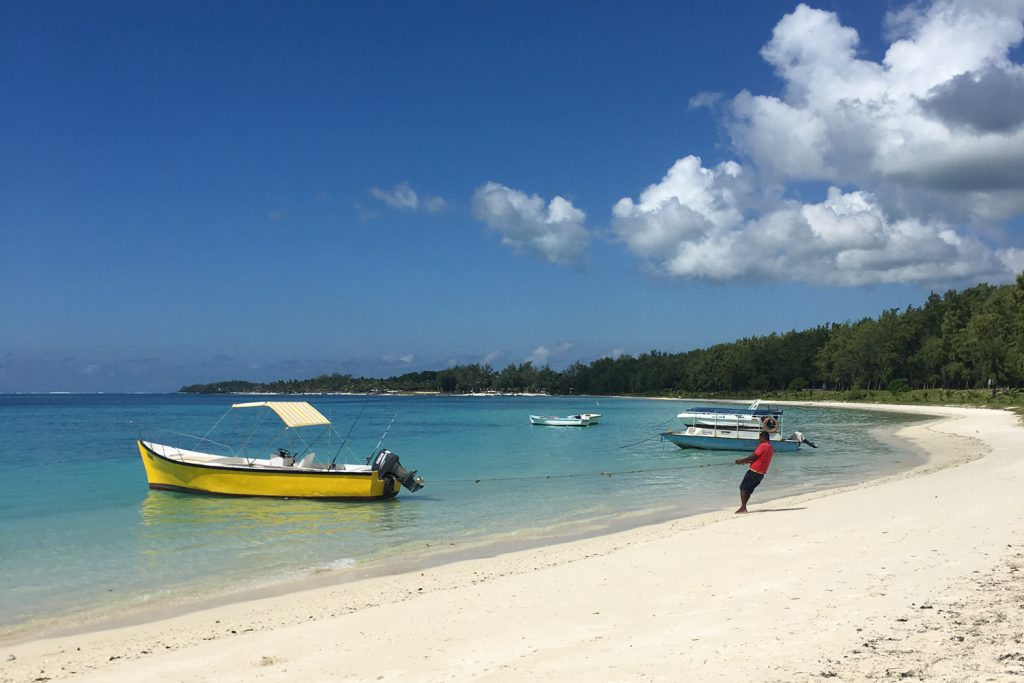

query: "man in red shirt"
(734, 430), (774, 514)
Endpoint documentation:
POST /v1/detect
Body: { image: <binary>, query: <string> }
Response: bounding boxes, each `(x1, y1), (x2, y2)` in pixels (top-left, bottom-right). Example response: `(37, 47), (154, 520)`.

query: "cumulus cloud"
(471, 182), (589, 265)
(613, 156), (749, 258)
(481, 349), (505, 366)
(729, 1), (1024, 214)
(527, 342), (576, 367)
(613, 155), (1016, 285)
(370, 182), (448, 212)
(614, 0), (1024, 286)
(920, 67), (1024, 134)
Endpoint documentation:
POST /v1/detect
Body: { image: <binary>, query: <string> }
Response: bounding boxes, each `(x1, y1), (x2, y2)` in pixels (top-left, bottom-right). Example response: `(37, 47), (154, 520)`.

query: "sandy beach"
(3, 403), (1023, 682)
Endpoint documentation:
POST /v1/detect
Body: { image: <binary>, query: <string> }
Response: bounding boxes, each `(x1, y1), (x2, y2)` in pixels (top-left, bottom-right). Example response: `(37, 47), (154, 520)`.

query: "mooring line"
(431, 460), (735, 485)
(617, 416), (678, 449)
(617, 433), (665, 449)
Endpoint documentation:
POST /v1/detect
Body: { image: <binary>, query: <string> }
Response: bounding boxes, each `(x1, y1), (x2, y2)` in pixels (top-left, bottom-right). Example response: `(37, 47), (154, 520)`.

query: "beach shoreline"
(3, 402), (1022, 682)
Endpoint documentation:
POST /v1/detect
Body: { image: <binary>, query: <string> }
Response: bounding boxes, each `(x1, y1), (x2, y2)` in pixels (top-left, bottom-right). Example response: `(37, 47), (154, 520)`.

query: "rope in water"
(617, 433), (668, 449)
(616, 416), (679, 449)
(430, 460), (736, 484)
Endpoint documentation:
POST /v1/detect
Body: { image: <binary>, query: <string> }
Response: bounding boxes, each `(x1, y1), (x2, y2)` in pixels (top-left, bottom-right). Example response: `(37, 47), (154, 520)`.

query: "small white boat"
(577, 413), (602, 424)
(529, 414), (593, 427)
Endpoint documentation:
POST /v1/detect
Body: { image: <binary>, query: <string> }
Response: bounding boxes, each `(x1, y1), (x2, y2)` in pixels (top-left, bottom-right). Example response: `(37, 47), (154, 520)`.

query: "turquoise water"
(0, 394), (923, 637)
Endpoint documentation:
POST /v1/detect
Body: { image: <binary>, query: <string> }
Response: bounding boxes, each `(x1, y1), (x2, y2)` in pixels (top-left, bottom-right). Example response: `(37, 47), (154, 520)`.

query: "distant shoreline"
(4, 390), (1019, 417)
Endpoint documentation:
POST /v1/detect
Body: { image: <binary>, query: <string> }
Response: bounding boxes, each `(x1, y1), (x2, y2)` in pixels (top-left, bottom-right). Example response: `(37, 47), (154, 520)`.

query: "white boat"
(577, 413), (602, 424)
(675, 399), (765, 430)
(529, 414), (593, 427)
(661, 400), (816, 452)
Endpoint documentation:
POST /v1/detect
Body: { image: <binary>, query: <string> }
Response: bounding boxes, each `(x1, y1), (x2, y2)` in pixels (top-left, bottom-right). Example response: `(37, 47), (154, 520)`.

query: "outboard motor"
(790, 431), (818, 448)
(372, 449), (425, 492)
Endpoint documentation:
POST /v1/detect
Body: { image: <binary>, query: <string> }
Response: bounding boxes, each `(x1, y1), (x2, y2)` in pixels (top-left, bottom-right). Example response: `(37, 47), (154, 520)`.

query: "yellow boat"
(138, 401), (424, 500)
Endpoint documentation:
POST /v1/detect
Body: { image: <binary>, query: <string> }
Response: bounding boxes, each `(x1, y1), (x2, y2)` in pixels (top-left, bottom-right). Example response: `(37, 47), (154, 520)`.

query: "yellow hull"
(137, 441), (400, 500)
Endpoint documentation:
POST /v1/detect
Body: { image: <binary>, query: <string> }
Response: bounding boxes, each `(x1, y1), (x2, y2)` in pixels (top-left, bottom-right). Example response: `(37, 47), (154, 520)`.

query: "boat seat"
(295, 453), (315, 468)
(212, 456), (248, 466)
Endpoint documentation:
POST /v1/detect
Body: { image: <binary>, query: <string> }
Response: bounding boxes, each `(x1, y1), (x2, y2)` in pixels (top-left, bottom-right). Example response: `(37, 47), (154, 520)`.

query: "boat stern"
(372, 449), (425, 492)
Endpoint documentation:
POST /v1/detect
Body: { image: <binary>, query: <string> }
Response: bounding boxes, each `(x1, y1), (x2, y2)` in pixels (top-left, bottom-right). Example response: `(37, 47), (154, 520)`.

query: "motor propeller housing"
(789, 431), (818, 448)
(372, 449), (425, 492)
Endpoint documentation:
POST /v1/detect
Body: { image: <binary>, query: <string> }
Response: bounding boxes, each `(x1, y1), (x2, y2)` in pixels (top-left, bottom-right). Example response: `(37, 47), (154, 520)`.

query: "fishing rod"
(368, 411), (399, 463)
(328, 401), (368, 469)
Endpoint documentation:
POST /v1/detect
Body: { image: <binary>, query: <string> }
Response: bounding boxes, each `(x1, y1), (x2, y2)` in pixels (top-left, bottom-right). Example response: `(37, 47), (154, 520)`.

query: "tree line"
(181, 275), (1024, 396)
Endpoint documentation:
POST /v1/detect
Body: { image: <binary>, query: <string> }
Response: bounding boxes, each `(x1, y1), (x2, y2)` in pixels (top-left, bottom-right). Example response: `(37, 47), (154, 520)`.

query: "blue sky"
(2, 0), (1023, 392)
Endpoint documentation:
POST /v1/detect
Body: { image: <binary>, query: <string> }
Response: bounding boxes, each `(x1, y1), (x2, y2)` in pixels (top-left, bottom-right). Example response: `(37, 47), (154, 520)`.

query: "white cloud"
(370, 182), (448, 213)
(688, 91), (724, 110)
(371, 182), (419, 210)
(471, 182), (589, 265)
(527, 342), (576, 367)
(613, 156), (748, 259)
(614, 0), (1024, 287)
(424, 196), (448, 212)
(528, 346), (553, 366)
(613, 156), (1014, 285)
(481, 349), (505, 366)
(727, 1), (1024, 218)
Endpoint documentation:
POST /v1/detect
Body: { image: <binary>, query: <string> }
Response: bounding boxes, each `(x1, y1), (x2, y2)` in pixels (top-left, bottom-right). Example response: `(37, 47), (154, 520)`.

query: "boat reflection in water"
(138, 490), (425, 583)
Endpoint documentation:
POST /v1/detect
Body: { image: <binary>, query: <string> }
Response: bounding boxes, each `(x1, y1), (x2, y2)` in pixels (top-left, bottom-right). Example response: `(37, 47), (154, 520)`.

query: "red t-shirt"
(750, 441), (774, 475)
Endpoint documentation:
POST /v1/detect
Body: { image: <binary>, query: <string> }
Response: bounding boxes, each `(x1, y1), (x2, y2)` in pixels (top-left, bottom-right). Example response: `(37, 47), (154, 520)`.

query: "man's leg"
(736, 487), (751, 514)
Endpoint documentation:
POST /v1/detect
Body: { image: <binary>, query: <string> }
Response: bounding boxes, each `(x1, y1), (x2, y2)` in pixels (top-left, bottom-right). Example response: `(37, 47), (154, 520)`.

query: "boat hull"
(660, 431), (801, 452)
(529, 415), (591, 426)
(138, 441), (400, 500)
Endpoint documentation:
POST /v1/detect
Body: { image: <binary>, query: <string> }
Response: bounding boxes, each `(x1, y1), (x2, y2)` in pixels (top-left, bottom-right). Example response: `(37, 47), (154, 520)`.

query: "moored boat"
(138, 401), (424, 500)
(661, 400), (816, 452)
(674, 399), (771, 431)
(529, 414), (593, 426)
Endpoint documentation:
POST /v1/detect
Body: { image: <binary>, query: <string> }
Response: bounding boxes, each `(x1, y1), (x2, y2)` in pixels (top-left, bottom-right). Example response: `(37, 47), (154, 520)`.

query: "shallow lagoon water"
(0, 393), (924, 636)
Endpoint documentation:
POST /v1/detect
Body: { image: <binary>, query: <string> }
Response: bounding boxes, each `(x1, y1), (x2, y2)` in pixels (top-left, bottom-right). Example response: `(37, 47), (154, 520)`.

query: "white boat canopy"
(231, 401), (331, 428)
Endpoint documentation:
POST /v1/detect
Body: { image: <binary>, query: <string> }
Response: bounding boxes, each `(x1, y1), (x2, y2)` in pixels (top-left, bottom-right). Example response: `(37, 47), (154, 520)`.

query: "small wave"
(311, 558), (357, 574)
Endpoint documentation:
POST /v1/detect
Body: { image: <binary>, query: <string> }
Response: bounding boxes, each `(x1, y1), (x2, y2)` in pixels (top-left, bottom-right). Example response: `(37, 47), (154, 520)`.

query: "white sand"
(3, 404), (1023, 682)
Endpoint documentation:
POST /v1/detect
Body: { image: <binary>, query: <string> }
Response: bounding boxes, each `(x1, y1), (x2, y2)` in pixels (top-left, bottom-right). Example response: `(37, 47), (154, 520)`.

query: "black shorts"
(740, 469), (764, 493)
